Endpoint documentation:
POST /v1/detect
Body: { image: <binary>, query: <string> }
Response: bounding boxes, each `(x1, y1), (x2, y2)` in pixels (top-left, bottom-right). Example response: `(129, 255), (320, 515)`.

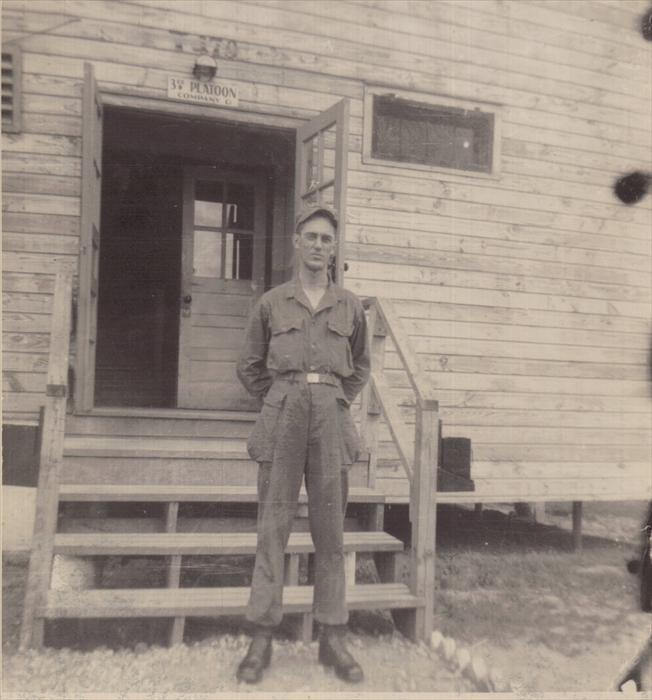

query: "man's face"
(293, 215), (336, 273)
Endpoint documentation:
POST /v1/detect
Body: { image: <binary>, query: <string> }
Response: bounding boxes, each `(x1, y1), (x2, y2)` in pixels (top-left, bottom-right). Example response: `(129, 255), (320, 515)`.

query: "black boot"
(236, 627), (273, 684)
(318, 624), (364, 683)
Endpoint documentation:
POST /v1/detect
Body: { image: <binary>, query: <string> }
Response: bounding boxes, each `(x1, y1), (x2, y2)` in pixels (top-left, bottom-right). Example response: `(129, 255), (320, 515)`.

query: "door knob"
(183, 294), (192, 304)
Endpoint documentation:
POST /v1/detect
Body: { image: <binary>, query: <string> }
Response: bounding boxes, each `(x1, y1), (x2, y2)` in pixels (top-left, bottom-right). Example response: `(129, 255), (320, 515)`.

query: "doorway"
(94, 107), (295, 409)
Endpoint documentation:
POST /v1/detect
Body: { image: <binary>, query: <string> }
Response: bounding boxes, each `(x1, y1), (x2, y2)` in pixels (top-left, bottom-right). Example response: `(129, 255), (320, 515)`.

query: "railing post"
(20, 268), (74, 650)
(410, 397), (439, 642)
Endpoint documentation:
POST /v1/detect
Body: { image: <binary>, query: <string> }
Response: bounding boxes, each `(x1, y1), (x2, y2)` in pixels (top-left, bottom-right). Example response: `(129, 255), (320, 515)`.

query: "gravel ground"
(2, 632), (472, 696)
(4, 501), (646, 695)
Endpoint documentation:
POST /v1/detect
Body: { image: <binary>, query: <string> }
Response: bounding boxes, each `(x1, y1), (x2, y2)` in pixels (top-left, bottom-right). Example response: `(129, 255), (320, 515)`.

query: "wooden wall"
(2, 0), (651, 501)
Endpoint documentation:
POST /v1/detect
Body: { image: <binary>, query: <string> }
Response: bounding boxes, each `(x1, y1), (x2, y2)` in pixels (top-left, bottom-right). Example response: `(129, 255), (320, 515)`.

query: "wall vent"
(2, 46), (22, 133)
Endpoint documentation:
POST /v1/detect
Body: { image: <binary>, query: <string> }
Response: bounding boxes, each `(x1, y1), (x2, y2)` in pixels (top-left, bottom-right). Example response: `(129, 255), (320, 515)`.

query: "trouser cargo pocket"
(335, 396), (363, 467)
(246, 383), (288, 462)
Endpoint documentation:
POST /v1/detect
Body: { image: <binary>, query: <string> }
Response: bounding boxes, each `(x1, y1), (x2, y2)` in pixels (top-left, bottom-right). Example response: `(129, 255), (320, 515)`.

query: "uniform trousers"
(246, 380), (352, 628)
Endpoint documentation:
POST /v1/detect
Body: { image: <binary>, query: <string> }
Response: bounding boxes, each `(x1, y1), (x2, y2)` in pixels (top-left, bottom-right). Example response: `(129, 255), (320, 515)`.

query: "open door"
(177, 167), (267, 410)
(75, 63), (103, 411)
(295, 99), (349, 282)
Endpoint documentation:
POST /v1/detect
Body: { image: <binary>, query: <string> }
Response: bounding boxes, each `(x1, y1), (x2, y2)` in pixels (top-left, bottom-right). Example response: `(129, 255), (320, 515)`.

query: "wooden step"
(42, 583), (420, 618)
(58, 484), (385, 504)
(70, 408), (258, 422)
(53, 531), (402, 556)
(62, 436), (371, 490)
(63, 436), (247, 459)
(65, 412), (257, 439)
(60, 456), (265, 483)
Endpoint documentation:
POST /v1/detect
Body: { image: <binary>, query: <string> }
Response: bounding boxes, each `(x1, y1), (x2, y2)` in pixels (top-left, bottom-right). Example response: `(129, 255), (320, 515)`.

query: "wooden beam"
(53, 530), (403, 556)
(345, 552), (357, 585)
(20, 268), (73, 650)
(43, 583), (420, 618)
(409, 400), (438, 642)
(365, 503), (385, 532)
(58, 483), (384, 504)
(75, 62), (103, 411)
(165, 502), (185, 646)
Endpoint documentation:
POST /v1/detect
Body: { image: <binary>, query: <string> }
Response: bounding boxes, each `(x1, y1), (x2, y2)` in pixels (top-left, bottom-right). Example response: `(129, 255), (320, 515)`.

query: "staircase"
(22, 407), (417, 648)
(20, 272), (438, 650)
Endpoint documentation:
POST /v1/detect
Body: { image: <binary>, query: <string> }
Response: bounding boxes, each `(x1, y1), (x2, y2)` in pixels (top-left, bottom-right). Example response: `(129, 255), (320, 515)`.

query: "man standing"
(236, 204), (370, 684)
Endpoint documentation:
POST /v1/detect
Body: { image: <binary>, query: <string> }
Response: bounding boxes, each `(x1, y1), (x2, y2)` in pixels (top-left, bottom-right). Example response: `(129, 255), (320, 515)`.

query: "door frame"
(76, 87), (345, 414)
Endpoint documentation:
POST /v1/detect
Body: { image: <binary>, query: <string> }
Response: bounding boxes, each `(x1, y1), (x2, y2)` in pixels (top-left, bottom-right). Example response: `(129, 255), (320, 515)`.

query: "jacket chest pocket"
(326, 314), (353, 370)
(268, 317), (303, 371)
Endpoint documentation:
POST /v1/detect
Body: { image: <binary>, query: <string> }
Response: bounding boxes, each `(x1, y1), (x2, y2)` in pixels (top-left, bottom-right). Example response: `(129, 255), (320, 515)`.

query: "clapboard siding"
(2, 212), (80, 236)
(2, 0), (650, 500)
(2, 133), (82, 157)
(383, 368), (650, 400)
(347, 169), (650, 229)
(347, 238), (648, 293)
(349, 257), (648, 307)
(359, 0), (649, 66)
(376, 406), (652, 430)
(382, 351), (649, 382)
(374, 384), (651, 414)
(347, 223), (651, 276)
(2, 292), (53, 315)
(3, 173), (81, 196)
(2, 194), (80, 217)
(148, 0), (650, 101)
(4, 1), (650, 124)
(279, 0), (649, 73)
(348, 205), (650, 259)
(16, 55), (641, 212)
(348, 273), (649, 320)
(349, 159), (649, 218)
(391, 299), (651, 335)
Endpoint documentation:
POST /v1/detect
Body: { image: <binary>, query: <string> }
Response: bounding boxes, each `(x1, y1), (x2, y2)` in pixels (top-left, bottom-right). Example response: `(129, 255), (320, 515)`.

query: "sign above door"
(167, 76), (240, 108)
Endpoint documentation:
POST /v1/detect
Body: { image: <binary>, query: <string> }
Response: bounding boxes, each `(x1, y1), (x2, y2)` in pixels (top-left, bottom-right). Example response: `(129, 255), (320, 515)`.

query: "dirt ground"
(3, 500), (650, 696)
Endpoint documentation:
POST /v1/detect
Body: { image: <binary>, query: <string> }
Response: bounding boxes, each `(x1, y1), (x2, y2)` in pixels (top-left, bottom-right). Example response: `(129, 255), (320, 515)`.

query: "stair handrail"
(360, 296), (438, 642)
(20, 266), (75, 650)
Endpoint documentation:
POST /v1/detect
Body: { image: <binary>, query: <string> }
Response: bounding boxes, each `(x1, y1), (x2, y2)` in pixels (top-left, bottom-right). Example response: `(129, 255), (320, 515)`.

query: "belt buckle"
(306, 372), (320, 384)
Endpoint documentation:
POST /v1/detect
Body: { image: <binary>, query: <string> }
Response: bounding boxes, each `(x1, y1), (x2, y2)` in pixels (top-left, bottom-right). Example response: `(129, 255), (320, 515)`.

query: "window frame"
(362, 86), (502, 180)
(2, 44), (22, 134)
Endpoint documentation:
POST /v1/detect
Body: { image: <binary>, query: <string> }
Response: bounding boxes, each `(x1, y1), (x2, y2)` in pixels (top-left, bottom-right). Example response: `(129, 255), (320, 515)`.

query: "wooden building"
(2, 0), (651, 647)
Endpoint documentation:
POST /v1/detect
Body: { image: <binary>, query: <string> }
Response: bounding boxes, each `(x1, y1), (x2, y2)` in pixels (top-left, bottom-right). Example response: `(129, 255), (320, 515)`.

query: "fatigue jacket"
(236, 278), (370, 405)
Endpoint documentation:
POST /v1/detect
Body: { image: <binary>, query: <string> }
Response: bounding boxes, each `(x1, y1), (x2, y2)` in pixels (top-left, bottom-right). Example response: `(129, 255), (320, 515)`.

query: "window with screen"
(364, 88), (500, 177)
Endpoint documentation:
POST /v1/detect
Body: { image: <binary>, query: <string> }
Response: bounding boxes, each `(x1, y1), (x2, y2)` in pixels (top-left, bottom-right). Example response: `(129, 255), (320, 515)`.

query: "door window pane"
(305, 136), (319, 192)
(193, 229), (222, 277)
(223, 232), (254, 280)
(194, 181), (224, 227)
(191, 178), (255, 280)
(226, 183), (255, 230)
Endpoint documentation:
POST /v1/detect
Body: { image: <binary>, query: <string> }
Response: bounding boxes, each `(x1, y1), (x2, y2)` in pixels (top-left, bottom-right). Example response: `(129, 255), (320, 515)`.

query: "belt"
(278, 371), (340, 386)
